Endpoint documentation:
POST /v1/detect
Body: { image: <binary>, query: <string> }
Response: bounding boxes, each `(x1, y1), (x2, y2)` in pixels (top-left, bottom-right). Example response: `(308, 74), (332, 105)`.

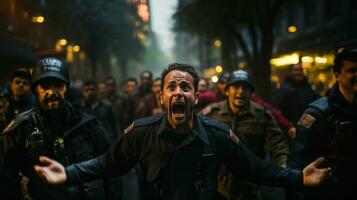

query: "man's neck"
(169, 117), (194, 134)
(339, 85), (357, 105)
(229, 103), (249, 116)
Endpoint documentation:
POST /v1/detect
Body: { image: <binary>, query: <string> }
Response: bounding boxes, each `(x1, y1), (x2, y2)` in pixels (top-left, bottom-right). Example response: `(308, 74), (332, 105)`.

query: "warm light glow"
(315, 56), (327, 64)
(288, 25), (297, 33)
(238, 63), (246, 69)
(32, 16), (45, 23)
(270, 53), (299, 67)
(73, 45), (80, 52)
(59, 39), (67, 46)
(211, 76), (219, 83)
(215, 65), (223, 73)
(301, 56), (313, 63)
(317, 73), (327, 82)
(66, 46), (73, 63)
(137, 3), (150, 22)
(214, 39), (221, 47)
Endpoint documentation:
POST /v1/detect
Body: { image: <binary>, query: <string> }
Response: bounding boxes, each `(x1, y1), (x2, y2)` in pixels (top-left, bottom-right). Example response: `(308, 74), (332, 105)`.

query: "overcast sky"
(150, 0), (178, 58)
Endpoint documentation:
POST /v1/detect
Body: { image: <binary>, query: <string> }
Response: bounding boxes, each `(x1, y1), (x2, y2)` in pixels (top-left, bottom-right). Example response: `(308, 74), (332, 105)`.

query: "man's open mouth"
(172, 102), (186, 117)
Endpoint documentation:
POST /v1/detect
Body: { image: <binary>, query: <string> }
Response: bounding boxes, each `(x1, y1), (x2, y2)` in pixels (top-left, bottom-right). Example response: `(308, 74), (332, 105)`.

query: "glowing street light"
(214, 39), (221, 48)
(288, 25), (297, 33)
(211, 75), (219, 83)
(73, 45), (80, 52)
(59, 39), (67, 46)
(32, 16), (45, 23)
(215, 65), (223, 73)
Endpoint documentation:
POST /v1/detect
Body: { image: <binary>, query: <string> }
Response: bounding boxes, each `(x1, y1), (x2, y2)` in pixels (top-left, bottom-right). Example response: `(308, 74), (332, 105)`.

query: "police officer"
(287, 48), (357, 200)
(0, 57), (119, 200)
(34, 63), (329, 200)
(203, 70), (289, 200)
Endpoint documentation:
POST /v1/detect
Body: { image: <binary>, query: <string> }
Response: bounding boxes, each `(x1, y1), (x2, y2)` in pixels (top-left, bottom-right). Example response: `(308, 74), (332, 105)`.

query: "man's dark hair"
(334, 48), (357, 73)
(12, 68), (31, 81)
(153, 77), (161, 83)
(105, 76), (116, 84)
(140, 70), (153, 79)
(126, 78), (138, 85)
(161, 63), (199, 92)
(83, 80), (97, 88)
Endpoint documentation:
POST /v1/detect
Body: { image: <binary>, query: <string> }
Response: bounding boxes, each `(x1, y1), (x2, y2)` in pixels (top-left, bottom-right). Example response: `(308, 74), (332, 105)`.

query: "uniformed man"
(203, 70), (289, 200)
(0, 57), (120, 200)
(34, 63), (330, 200)
(286, 48), (357, 200)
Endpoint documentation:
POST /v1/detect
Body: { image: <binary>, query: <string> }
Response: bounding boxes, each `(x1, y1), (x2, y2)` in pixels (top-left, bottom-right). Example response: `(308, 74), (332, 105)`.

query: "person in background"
(7, 68), (35, 121)
(203, 70), (289, 200)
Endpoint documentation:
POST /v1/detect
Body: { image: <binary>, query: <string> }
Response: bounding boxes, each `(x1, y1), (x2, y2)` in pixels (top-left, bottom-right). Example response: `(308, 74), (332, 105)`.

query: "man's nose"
(173, 87), (183, 97)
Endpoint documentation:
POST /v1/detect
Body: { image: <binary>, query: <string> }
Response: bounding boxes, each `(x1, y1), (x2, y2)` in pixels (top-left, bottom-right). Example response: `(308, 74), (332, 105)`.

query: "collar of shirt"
(156, 114), (210, 145)
(218, 100), (257, 117)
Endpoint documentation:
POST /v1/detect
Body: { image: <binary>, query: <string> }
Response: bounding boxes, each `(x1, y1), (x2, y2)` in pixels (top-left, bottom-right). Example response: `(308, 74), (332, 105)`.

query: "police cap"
(31, 57), (70, 86)
(225, 70), (254, 92)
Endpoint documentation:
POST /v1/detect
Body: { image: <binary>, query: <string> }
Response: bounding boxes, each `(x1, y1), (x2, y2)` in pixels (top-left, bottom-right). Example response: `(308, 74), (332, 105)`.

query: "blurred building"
(271, 0), (357, 93)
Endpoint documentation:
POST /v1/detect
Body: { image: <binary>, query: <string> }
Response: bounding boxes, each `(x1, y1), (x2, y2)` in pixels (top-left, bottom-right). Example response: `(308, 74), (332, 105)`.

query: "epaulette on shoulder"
(308, 97), (329, 112)
(133, 114), (163, 128)
(2, 109), (33, 134)
(198, 115), (230, 134)
(200, 101), (224, 115)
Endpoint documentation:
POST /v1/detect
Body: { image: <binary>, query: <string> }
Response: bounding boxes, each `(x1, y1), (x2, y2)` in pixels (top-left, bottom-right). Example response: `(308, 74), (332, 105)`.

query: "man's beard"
(39, 97), (64, 115)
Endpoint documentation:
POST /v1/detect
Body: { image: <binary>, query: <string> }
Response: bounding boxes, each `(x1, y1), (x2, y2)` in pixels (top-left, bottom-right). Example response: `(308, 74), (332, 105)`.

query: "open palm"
(34, 156), (67, 184)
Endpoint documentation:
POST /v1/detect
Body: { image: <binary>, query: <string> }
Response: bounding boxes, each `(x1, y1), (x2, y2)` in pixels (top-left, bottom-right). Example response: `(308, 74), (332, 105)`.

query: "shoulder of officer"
(297, 97), (330, 129)
(308, 96), (329, 113)
(2, 109), (33, 134)
(201, 101), (226, 116)
(198, 115), (230, 134)
(133, 114), (163, 128)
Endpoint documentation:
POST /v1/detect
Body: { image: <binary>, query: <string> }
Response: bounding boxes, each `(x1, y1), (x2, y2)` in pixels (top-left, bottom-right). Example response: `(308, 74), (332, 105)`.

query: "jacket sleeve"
(0, 130), (26, 199)
(217, 129), (303, 189)
(66, 126), (142, 184)
(263, 111), (289, 167)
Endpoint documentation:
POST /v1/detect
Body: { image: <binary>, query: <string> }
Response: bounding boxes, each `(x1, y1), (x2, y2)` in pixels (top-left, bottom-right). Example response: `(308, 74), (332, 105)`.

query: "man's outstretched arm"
(35, 127), (141, 184)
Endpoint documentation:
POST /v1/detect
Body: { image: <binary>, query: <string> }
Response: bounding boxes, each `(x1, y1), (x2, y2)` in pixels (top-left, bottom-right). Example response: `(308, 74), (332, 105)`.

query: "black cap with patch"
(225, 70), (254, 92)
(31, 57), (70, 86)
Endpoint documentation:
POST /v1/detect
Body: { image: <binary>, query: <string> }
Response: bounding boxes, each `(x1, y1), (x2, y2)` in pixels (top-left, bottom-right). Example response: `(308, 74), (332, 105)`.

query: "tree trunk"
(220, 29), (237, 72)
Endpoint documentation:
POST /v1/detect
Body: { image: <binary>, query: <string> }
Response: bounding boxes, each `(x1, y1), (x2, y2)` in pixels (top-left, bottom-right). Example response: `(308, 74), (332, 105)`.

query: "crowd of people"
(0, 48), (356, 200)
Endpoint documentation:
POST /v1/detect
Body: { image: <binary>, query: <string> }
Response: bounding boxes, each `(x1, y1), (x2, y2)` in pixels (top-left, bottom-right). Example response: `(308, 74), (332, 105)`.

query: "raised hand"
(303, 157), (331, 186)
(34, 156), (67, 184)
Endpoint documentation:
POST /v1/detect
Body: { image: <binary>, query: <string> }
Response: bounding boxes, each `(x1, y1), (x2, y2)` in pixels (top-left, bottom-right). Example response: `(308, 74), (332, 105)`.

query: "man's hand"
(288, 127), (296, 138)
(34, 156), (67, 184)
(303, 157), (331, 186)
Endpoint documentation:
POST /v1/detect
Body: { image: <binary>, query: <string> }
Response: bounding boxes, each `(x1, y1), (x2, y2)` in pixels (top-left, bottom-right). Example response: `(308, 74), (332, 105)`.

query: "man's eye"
(168, 85), (175, 90)
(181, 84), (191, 91)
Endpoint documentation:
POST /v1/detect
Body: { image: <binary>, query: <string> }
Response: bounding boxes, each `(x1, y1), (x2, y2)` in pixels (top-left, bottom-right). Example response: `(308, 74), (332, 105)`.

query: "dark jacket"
(287, 84), (357, 200)
(64, 113), (302, 200)
(78, 100), (121, 143)
(0, 102), (112, 200)
(275, 77), (319, 124)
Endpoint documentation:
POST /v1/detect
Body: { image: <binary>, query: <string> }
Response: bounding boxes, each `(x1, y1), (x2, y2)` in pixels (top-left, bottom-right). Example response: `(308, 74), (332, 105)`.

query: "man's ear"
(160, 91), (164, 105)
(334, 72), (340, 81)
(194, 92), (199, 105)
